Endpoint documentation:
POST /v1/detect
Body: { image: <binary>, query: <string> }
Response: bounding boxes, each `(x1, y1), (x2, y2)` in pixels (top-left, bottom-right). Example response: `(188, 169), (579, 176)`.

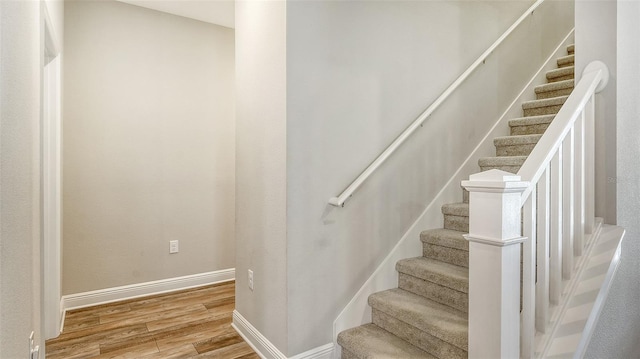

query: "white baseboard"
(290, 343), (334, 359)
(61, 268), (235, 313)
(233, 310), (334, 359)
(332, 29), (576, 345)
(232, 310), (285, 359)
(59, 303), (66, 334)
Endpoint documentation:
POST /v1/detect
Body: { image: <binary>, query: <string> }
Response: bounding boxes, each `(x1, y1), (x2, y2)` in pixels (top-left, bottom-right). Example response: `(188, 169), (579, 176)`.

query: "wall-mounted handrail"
(329, 0), (545, 207)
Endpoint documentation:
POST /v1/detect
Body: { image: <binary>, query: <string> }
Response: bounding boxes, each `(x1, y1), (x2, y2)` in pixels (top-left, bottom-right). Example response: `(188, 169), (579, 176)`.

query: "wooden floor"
(46, 281), (258, 359)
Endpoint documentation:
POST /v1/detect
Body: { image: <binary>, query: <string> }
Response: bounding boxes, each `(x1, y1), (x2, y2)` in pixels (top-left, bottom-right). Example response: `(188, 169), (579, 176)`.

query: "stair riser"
(341, 349), (357, 359)
(399, 274), (468, 313)
(558, 62), (574, 68)
(423, 244), (468, 268)
(372, 310), (468, 359)
(557, 53), (575, 67)
(495, 143), (536, 157)
(536, 87), (573, 100)
(524, 104), (563, 116)
(444, 215), (468, 232)
(547, 73), (574, 83)
(396, 259), (469, 293)
(338, 324), (434, 359)
(511, 123), (550, 135)
(479, 165), (521, 174)
(422, 230), (468, 251)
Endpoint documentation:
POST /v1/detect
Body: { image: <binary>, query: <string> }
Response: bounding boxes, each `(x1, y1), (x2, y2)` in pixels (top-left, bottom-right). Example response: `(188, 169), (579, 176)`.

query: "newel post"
(461, 169), (529, 358)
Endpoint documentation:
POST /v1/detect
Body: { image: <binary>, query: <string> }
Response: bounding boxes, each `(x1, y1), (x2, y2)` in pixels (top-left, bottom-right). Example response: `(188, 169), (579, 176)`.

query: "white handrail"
(463, 61), (610, 358)
(517, 61), (608, 201)
(329, 0), (545, 207)
(501, 60), (608, 358)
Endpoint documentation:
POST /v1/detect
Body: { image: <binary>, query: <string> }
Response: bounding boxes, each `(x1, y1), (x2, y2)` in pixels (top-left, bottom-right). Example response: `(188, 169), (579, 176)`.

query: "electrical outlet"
(169, 240), (179, 254)
(248, 269), (254, 291)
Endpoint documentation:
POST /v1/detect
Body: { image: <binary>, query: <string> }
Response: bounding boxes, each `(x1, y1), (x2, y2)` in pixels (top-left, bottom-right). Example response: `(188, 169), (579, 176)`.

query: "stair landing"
(535, 220), (624, 358)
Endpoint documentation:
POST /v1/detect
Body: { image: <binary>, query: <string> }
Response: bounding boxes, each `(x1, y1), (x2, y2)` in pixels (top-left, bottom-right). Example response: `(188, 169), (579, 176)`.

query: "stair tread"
(557, 54), (575, 66)
(441, 202), (468, 217)
(494, 133), (542, 145)
(546, 66), (574, 79)
(567, 44), (575, 54)
(421, 228), (468, 251)
(396, 257), (468, 293)
(522, 95), (568, 109)
(478, 155), (527, 166)
(369, 288), (468, 351)
(509, 114), (555, 127)
(338, 323), (435, 359)
(535, 79), (574, 93)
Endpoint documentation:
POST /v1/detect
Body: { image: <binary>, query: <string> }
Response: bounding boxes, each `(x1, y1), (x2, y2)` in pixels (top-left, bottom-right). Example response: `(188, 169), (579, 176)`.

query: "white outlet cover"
(169, 240), (179, 254)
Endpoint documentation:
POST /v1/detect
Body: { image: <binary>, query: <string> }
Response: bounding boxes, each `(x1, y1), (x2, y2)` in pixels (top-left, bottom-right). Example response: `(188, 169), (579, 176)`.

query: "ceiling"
(116, 0), (234, 28)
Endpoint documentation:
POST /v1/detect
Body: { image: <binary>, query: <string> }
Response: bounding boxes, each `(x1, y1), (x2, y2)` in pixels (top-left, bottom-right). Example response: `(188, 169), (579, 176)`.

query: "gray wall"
(584, 0), (640, 356)
(235, 0), (288, 352)
(285, 2), (528, 353)
(285, 1), (574, 354)
(575, 0), (617, 224)
(63, 0), (235, 295)
(0, 1), (43, 356)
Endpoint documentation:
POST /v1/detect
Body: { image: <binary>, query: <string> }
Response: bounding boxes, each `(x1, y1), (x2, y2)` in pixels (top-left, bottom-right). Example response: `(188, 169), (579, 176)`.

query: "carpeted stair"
(337, 44), (575, 358)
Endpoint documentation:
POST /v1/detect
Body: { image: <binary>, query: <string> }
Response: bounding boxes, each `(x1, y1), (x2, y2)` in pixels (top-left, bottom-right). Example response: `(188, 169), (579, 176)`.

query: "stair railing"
(462, 60), (609, 358)
(328, 0), (545, 207)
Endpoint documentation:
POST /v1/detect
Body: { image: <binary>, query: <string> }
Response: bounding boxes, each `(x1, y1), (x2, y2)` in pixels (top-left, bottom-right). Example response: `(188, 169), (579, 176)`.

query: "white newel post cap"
(461, 169), (530, 245)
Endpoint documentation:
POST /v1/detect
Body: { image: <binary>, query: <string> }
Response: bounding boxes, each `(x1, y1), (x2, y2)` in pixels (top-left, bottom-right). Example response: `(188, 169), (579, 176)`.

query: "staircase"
(337, 44), (575, 359)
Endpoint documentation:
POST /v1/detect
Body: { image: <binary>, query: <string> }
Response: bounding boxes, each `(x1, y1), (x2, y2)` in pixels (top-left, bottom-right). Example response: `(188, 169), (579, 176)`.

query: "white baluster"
(462, 170), (529, 359)
(582, 60), (609, 234)
(550, 150), (562, 304)
(585, 95), (595, 234)
(521, 186), (536, 359)
(536, 167), (550, 332)
(562, 128), (574, 279)
(574, 111), (585, 256)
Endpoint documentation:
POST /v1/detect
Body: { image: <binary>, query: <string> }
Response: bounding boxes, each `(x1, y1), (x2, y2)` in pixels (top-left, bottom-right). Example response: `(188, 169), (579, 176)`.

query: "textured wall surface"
(584, 1), (640, 357)
(0, 1), (42, 356)
(575, 0), (617, 225)
(234, 0), (288, 353)
(63, 0), (235, 294)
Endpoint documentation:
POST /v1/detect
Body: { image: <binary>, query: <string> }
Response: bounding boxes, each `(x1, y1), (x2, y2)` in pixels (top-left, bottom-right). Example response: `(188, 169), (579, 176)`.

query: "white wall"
(117, 0), (234, 29)
(0, 1), (42, 356)
(575, 0), (617, 224)
(584, 0), (640, 356)
(284, 0), (574, 353)
(45, 0), (64, 50)
(63, 0), (235, 294)
(235, 0), (288, 353)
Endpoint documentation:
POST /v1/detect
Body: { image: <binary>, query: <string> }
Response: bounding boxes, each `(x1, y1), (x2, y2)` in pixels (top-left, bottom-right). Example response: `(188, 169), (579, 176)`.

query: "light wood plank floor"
(46, 281), (258, 359)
